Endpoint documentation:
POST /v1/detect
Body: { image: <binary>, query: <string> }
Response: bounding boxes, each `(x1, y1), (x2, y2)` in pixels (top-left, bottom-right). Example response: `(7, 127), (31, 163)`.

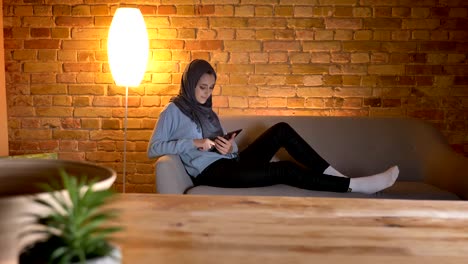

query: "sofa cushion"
(186, 181), (460, 200)
(377, 181), (460, 200)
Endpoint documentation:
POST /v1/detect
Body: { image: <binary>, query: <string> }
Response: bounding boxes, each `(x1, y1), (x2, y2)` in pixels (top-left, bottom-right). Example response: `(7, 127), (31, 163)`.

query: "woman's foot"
(348, 166), (399, 194)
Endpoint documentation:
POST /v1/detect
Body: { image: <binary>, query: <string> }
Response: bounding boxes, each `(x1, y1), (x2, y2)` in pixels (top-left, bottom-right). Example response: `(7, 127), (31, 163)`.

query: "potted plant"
(18, 169), (122, 264)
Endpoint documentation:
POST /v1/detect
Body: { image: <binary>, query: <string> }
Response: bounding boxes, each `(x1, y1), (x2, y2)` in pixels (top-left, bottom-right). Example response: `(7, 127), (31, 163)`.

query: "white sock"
(323, 166), (347, 178)
(348, 166), (399, 194)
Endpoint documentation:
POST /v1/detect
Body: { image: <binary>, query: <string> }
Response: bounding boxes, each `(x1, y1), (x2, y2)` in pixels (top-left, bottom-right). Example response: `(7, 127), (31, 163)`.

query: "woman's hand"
(193, 138), (215, 151)
(214, 133), (237, 155)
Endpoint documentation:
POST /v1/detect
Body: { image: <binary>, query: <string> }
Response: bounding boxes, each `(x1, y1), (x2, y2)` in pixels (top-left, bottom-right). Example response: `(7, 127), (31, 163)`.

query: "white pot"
(74, 246), (122, 264)
(0, 159), (117, 264)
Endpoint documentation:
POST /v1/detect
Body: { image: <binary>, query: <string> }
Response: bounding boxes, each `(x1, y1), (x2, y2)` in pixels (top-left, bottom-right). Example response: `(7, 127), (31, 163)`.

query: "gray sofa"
(155, 116), (468, 200)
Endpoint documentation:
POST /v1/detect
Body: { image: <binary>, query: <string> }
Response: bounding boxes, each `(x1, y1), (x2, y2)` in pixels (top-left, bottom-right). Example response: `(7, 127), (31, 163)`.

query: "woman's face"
(194, 73), (216, 104)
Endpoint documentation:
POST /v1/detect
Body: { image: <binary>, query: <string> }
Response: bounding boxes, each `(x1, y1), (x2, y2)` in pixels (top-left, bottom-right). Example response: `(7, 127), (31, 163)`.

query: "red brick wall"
(3, 0), (468, 192)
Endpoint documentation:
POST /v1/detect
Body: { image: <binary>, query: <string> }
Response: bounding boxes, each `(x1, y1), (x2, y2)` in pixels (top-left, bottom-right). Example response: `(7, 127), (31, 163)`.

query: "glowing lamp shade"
(108, 8), (149, 87)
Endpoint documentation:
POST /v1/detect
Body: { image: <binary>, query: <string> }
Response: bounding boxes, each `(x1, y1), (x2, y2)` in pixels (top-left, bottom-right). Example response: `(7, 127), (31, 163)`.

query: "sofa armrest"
(450, 154), (468, 200)
(155, 155), (194, 194)
(426, 151), (468, 200)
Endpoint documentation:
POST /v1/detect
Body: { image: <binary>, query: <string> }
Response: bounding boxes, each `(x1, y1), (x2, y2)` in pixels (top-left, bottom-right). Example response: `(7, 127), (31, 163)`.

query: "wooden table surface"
(110, 194), (468, 264)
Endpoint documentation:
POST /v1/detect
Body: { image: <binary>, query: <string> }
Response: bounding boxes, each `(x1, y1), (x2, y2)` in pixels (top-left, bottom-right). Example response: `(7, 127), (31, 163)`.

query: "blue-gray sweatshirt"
(147, 103), (238, 177)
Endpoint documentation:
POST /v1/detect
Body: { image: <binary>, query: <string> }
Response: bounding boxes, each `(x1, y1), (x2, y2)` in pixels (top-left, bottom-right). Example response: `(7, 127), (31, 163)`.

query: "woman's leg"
(195, 158), (351, 192)
(196, 159), (399, 194)
(240, 122), (330, 174)
(240, 122), (389, 180)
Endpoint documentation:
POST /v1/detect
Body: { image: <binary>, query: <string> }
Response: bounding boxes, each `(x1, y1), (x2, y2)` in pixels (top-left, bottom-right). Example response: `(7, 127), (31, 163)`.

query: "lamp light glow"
(107, 7), (149, 193)
(108, 8), (149, 87)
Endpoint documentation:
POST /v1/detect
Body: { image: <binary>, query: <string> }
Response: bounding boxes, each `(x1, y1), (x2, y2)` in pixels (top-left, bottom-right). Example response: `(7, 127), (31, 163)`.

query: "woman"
(148, 59), (399, 194)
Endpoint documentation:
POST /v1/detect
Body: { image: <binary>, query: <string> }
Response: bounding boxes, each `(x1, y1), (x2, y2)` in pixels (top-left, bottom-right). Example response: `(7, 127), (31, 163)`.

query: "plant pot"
(19, 241), (122, 264)
(0, 159), (117, 264)
(75, 246), (121, 264)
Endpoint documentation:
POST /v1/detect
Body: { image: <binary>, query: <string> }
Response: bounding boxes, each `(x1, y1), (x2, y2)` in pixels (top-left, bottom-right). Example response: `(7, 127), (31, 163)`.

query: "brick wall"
(3, 0), (468, 193)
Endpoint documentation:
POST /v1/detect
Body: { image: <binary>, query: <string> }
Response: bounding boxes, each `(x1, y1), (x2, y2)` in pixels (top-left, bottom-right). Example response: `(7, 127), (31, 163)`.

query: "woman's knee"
(272, 121), (290, 128)
(271, 122), (293, 133)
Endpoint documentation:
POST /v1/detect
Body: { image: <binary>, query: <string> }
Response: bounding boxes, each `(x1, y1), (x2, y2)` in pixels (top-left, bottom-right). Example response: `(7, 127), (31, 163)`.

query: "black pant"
(195, 122), (350, 192)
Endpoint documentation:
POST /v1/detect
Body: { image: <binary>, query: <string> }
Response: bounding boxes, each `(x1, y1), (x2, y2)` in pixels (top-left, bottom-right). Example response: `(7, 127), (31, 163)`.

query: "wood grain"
(108, 194), (468, 264)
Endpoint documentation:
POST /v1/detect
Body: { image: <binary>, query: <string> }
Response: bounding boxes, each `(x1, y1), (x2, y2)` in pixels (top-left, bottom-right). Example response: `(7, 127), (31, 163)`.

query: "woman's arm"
(147, 103), (237, 158)
(147, 105), (196, 159)
(193, 138), (215, 151)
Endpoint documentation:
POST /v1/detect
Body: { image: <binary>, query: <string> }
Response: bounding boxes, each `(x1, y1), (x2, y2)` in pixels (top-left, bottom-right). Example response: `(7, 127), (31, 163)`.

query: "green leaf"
(78, 249), (87, 264)
(82, 240), (112, 258)
(85, 190), (114, 207)
(32, 197), (65, 218)
(57, 252), (74, 264)
(90, 226), (123, 240)
(37, 182), (54, 193)
(27, 169), (121, 262)
(33, 197), (56, 210)
(60, 169), (78, 211)
(47, 190), (70, 213)
(50, 246), (68, 262)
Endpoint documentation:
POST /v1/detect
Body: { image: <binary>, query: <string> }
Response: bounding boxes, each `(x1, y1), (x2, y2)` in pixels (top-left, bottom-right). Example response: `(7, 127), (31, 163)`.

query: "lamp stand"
(123, 86), (129, 193)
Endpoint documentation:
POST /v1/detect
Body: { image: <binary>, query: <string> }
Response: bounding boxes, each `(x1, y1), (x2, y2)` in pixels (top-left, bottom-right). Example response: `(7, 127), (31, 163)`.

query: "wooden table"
(111, 194), (468, 264)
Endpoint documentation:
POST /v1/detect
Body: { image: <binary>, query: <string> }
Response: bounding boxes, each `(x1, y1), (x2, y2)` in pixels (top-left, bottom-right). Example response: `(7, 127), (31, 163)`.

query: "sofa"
(155, 116), (468, 200)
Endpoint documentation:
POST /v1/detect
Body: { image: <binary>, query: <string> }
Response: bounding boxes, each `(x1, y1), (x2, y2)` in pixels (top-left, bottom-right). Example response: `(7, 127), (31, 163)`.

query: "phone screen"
(223, 129), (242, 139)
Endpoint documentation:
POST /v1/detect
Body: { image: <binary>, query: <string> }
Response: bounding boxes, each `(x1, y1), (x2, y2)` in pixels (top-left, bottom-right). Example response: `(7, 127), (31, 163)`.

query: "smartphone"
(209, 129), (242, 152)
(209, 129), (243, 142)
(222, 129), (242, 139)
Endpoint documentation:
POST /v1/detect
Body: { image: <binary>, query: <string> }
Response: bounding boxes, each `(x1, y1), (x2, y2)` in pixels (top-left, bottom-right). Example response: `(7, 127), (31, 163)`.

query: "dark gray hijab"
(171, 59), (223, 139)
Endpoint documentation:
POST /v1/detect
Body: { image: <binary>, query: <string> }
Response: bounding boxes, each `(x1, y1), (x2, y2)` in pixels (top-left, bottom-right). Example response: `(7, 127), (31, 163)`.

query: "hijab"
(171, 59), (223, 139)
